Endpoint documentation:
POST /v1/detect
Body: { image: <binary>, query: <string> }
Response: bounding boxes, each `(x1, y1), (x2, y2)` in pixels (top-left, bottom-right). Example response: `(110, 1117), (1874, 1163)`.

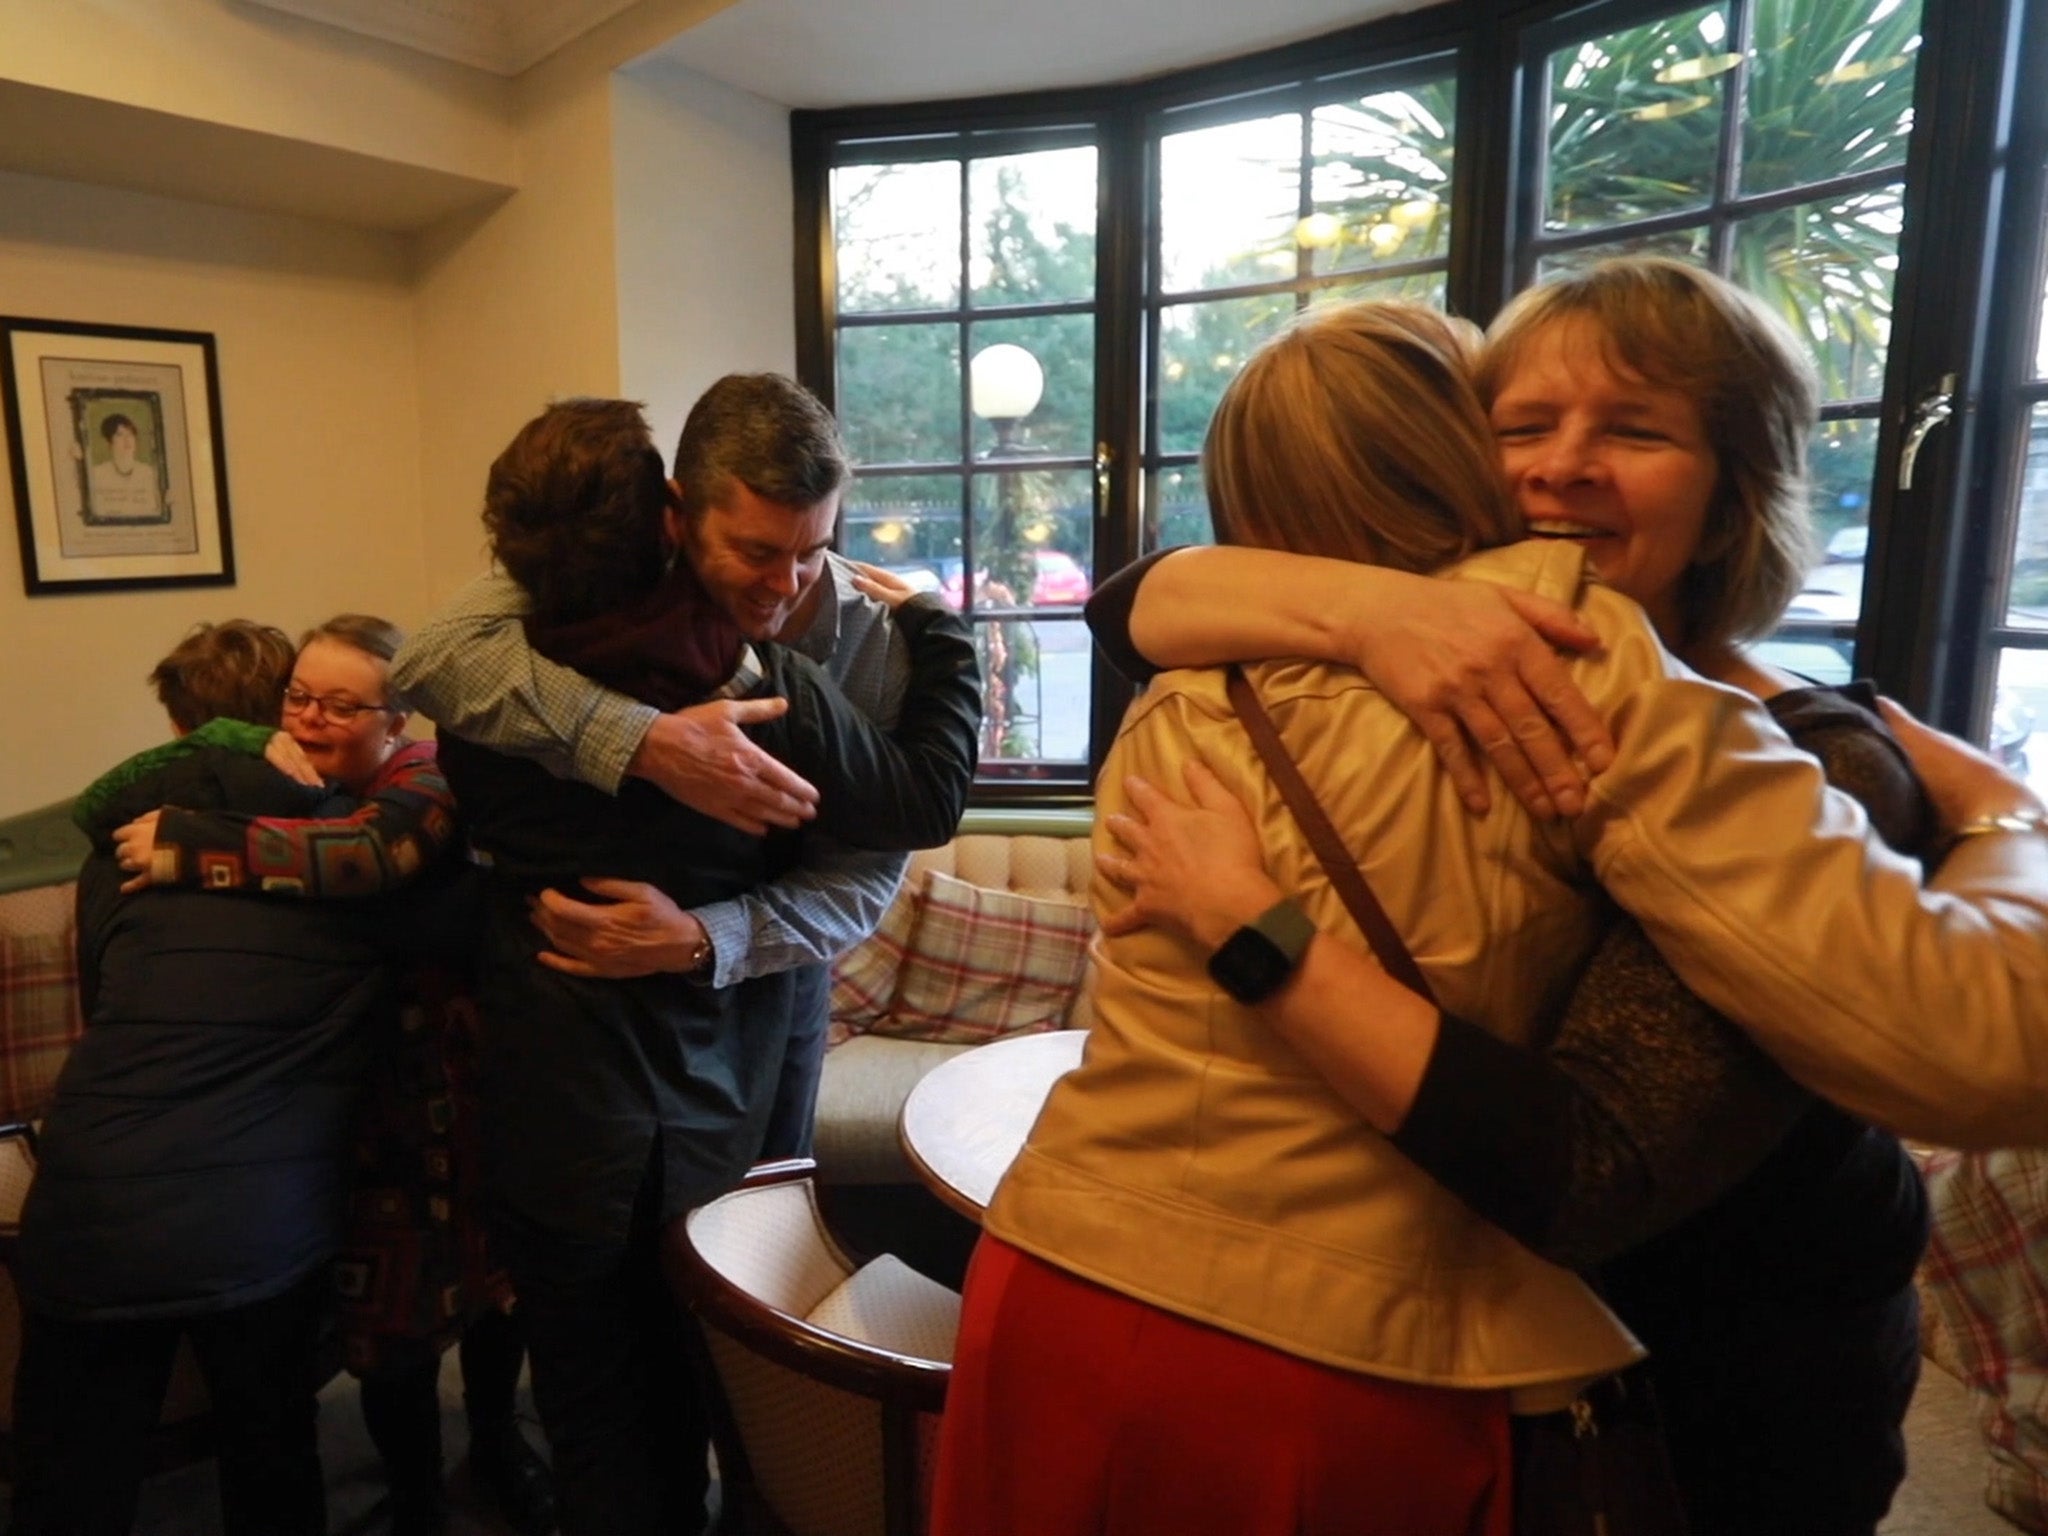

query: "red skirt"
(930, 1235), (1513, 1536)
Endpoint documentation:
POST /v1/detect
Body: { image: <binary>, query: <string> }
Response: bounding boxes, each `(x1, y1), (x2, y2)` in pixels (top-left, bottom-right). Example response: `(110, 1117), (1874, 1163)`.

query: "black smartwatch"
(1206, 897), (1316, 1004)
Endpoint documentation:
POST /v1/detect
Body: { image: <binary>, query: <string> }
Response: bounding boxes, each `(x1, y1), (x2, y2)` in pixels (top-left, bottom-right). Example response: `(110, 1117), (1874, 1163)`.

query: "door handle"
(1897, 374), (1956, 491)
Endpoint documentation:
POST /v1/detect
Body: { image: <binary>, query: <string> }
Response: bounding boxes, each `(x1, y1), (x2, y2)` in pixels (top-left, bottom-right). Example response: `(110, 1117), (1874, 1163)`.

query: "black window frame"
(793, 0), (2030, 804)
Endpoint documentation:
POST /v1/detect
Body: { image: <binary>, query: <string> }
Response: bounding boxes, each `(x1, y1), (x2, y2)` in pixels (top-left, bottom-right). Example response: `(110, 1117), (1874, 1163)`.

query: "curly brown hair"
(482, 398), (672, 626)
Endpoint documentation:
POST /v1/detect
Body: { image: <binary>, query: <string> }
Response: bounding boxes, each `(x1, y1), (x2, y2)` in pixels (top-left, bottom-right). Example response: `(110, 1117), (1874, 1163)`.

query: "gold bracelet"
(1949, 810), (2048, 840)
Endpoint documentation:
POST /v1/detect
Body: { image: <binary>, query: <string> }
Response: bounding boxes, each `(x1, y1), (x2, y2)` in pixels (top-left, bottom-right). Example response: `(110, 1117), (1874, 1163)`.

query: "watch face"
(1207, 926), (1291, 1004)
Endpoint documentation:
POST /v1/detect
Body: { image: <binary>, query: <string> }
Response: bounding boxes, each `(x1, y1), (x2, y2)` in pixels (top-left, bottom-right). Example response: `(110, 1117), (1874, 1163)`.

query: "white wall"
(612, 57), (794, 452)
(0, 0), (514, 186)
(0, 170), (425, 811)
(411, 71), (628, 602)
(0, 6), (807, 811)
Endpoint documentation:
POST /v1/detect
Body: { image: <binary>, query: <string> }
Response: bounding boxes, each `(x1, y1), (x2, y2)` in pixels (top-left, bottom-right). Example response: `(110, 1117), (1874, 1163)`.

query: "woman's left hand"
(112, 810), (162, 893)
(1098, 761), (1282, 948)
(845, 561), (920, 610)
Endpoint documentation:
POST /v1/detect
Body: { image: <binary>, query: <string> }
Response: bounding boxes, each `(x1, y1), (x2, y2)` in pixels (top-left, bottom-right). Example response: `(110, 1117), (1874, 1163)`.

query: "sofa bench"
(814, 805), (1095, 1189)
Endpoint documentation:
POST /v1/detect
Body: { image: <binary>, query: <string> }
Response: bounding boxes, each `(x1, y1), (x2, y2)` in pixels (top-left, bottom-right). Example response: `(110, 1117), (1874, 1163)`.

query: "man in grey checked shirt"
(394, 380), (926, 1165)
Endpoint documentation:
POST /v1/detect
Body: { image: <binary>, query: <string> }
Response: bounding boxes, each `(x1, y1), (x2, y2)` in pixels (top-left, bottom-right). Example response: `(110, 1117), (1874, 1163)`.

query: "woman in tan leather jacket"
(1074, 260), (2021, 1536)
(928, 285), (2048, 1536)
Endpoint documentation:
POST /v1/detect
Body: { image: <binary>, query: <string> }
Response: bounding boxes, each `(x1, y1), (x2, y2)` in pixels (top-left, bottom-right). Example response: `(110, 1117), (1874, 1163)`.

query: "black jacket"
(18, 747), (389, 1320)
(438, 598), (982, 1248)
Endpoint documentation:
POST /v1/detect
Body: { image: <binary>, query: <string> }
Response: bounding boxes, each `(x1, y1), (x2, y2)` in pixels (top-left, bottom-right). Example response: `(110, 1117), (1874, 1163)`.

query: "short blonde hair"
(1477, 258), (1819, 650)
(1203, 301), (1521, 573)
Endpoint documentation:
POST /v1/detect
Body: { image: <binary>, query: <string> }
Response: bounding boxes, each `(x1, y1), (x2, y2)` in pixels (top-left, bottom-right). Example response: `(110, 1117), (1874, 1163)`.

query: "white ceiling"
(253, 0), (1431, 103)
(641, 0), (1429, 110)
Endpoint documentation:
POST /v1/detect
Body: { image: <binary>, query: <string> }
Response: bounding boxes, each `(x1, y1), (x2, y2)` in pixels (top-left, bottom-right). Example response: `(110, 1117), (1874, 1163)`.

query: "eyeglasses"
(281, 685), (395, 723)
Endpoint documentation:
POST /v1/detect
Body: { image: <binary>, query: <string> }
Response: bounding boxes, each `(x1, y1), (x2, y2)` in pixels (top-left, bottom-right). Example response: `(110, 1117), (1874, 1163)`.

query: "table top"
(898, 1029), (1088, 1222)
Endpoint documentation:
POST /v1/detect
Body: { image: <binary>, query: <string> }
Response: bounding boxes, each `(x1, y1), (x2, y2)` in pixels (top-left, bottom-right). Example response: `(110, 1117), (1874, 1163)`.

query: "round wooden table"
(898, 1029), (1088, 1222)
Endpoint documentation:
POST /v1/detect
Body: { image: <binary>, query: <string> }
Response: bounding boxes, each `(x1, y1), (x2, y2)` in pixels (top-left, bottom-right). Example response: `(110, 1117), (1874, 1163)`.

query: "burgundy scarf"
(524, 560), (745, 712)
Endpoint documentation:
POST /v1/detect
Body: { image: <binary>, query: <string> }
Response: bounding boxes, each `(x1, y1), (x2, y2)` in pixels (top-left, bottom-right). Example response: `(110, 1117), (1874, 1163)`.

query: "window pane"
(2036, 265), (2048, 380)
(836, 323), (962, 466)
(2011, 405), (2048, 632)
(1810, 415), (1881, 578)
(1156, 294), (1295, 455)
(977, 617), (1090, 766)
(1742, 0), (1920, 197)
(969, 468), (1095, 611)
(1536, 228), (1710, 280)
(969, 314), (1094, 460)
(1732, 184), (1903, 403)
(1146, 463), (1212, 553)
(1748, 630), (1855, 686)
(1992, 648), (2048, 799)
(1158, 113), (1302, 295)
(832, 162), (961, 314)
(841, 473), (963, 584)
(1545, 5), (1729, 233)
(1306, 80), (1455, 277)
(970, 146), (1098, 307)
(1312, 270), (1449, 309)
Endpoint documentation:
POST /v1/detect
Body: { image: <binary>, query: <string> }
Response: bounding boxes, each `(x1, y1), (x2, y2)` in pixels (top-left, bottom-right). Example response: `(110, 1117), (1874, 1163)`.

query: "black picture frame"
(1, 317), (235, 596)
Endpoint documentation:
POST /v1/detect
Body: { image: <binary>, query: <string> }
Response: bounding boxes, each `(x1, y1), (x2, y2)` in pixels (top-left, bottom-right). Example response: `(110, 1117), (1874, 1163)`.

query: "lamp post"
(969, 342), (1045, 758)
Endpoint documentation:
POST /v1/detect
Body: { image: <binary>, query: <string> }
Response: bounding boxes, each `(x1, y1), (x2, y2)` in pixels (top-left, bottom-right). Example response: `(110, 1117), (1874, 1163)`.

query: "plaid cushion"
(873, 871), (1093, 1045)
(1916, 1147), (2048, 1533)
(0, 928), (83, 1123)
(828, 880), (923, 1043)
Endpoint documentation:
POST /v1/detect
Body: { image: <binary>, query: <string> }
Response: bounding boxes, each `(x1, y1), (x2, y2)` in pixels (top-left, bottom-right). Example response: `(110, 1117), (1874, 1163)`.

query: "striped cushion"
(873, 871), (1092, 1045)
(0, 929), (83, 1123)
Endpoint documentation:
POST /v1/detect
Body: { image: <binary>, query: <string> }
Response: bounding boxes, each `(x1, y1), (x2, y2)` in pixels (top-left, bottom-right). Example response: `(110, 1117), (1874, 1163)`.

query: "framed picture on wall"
(1, 317), (235, 595)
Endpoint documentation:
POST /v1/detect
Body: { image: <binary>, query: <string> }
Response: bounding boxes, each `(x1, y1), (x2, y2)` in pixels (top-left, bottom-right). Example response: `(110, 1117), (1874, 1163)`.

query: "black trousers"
(9, 1269), (331, 1536)
(494, 1145), (709, 1536)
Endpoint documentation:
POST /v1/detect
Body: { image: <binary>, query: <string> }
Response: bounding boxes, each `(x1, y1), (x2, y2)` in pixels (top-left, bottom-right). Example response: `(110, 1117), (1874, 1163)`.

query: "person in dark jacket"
(9, 620), (383, 1536)
(432, 396), (982, 1536)
(97, 613), (538, 1536)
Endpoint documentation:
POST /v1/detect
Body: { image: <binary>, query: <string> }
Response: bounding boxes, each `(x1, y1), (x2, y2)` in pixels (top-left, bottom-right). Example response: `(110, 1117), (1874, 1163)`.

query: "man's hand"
(529, 878), (711, 978)
(112, 810), (162, 894)
(264, 731), (323, 786)
(1353, 582), (1613, 819)
(628, 697), (821, 835)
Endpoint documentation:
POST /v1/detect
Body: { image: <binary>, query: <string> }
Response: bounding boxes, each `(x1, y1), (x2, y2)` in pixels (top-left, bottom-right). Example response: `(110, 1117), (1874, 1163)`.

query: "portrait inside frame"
(1, 317), (235, 595)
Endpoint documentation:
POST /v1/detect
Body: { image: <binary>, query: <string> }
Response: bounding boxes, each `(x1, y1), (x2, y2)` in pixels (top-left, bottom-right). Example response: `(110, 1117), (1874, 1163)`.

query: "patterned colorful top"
(147, 739), (456, 896)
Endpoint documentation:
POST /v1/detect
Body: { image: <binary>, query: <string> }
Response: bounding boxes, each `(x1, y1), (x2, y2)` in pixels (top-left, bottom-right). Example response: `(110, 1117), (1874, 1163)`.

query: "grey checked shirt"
(390, 553), (911, 986)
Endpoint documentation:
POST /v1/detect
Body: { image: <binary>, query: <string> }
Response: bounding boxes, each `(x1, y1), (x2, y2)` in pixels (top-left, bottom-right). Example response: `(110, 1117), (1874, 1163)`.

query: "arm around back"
(1572, 588), (2048, 1148)
(759, 597), (981, 852)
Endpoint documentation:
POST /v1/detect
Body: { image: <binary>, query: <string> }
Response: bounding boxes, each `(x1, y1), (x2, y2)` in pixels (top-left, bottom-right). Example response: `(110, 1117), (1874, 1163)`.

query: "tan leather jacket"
(990, 538), (2048, 1392)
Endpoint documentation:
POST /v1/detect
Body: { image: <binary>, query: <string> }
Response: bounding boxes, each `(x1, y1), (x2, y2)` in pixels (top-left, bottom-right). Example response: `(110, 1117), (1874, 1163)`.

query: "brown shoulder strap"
(1225, 665), (1438, 1005)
